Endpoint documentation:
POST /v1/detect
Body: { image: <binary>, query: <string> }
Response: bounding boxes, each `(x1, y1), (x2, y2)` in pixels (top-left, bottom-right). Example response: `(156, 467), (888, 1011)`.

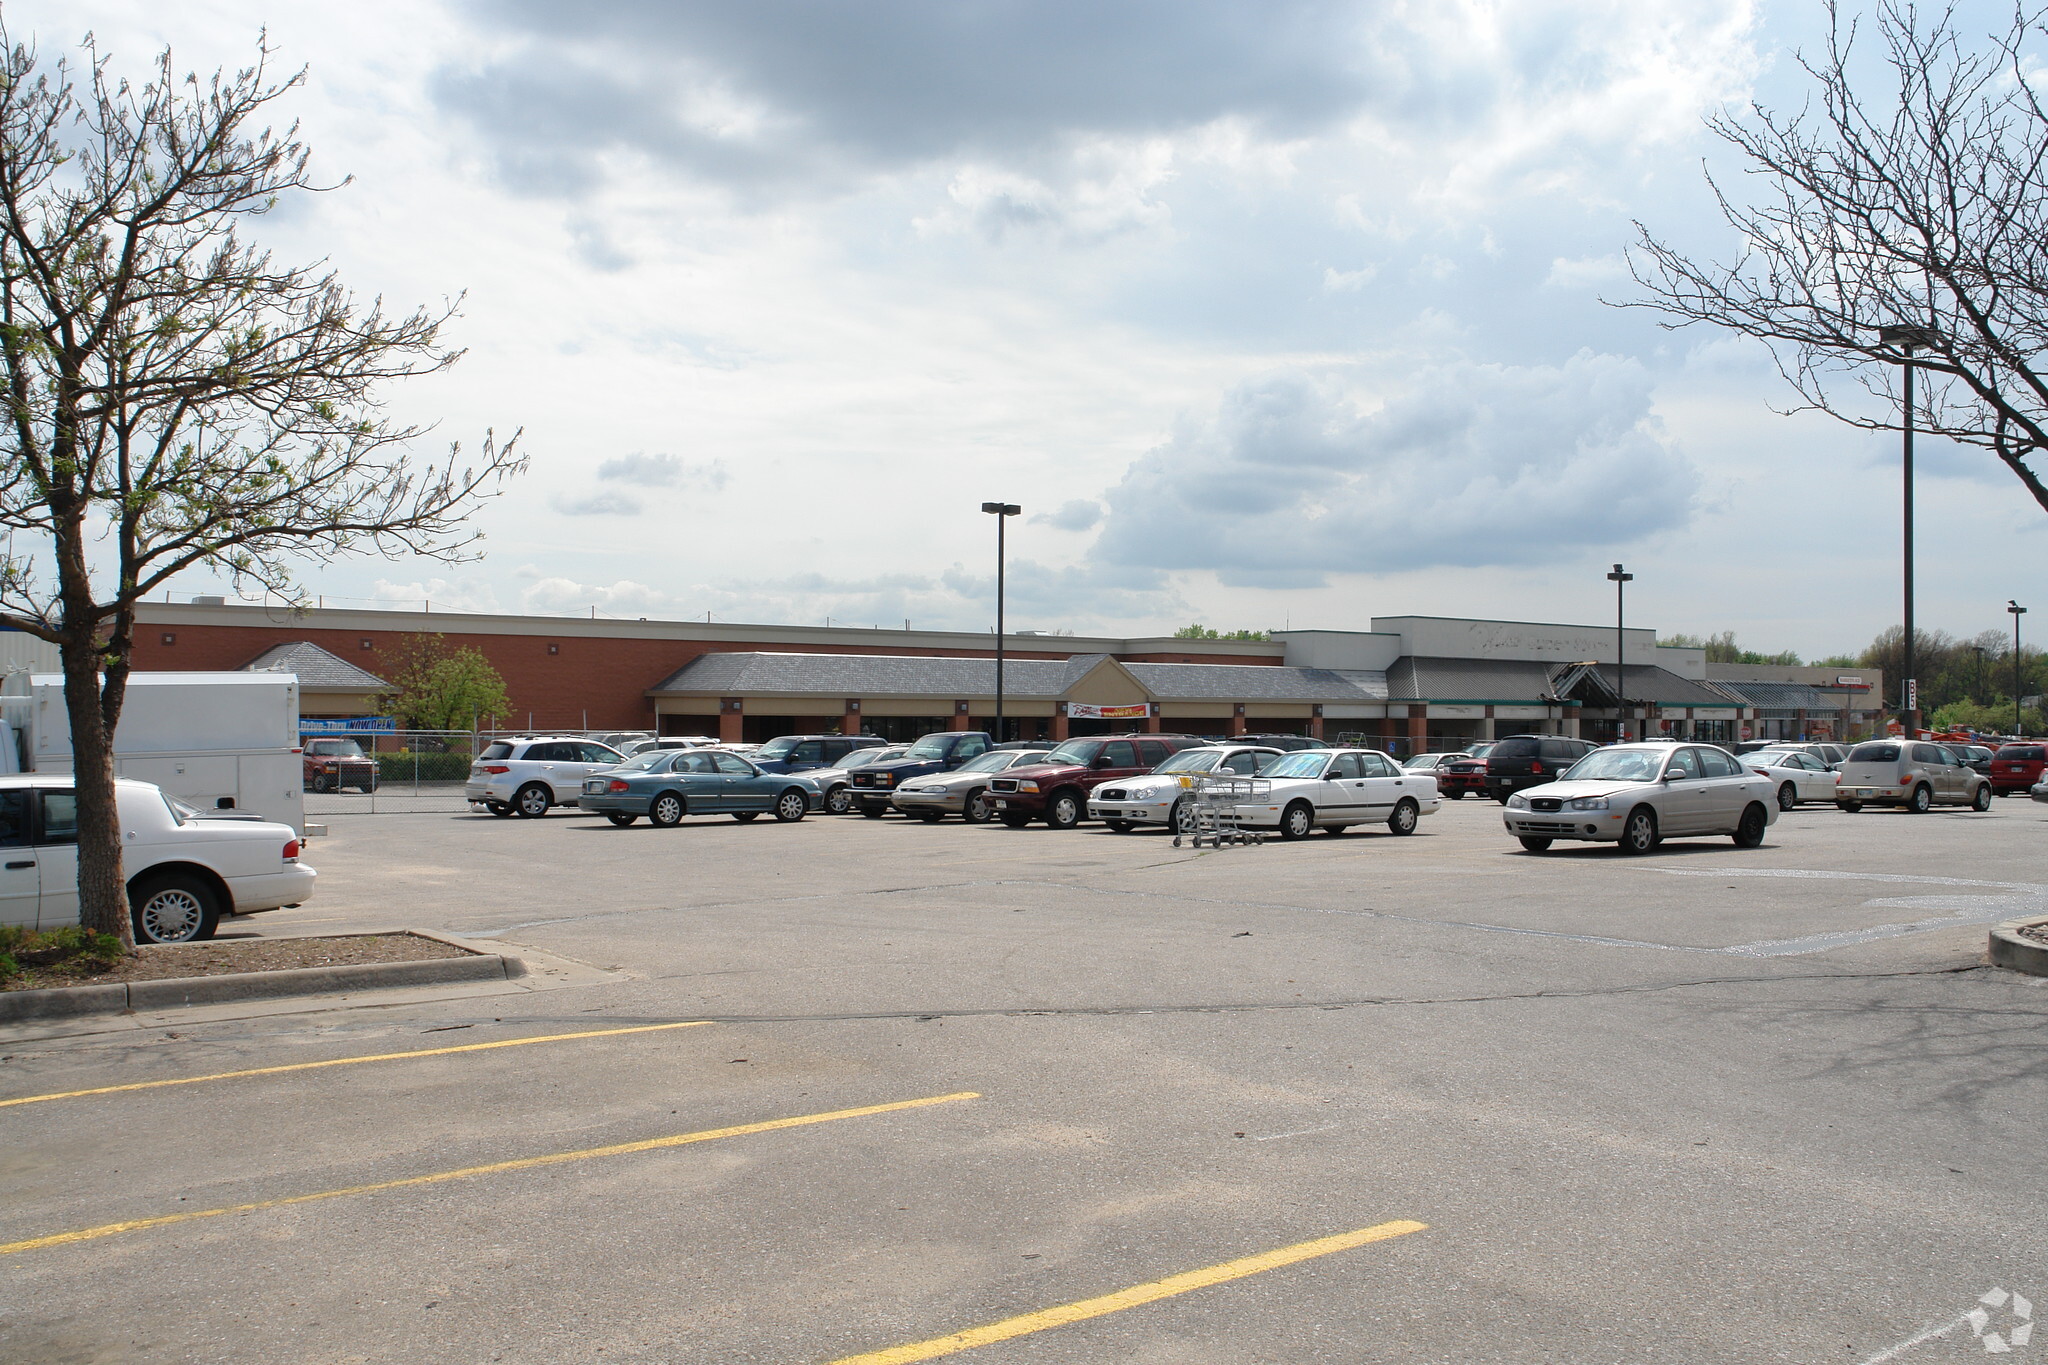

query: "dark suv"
(1484, 734), (1598, 802)
(848, 731), (995, 816)
(986, 734), (1204, 829)
(750, 734), (886, 775)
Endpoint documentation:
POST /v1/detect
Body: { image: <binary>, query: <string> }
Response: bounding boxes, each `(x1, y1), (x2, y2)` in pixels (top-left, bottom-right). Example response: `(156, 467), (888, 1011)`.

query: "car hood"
(898, 769), (992, 791)
(1514, 779), (1640, 801)
(996, 763), (1085, 782)
(1101, 773), (1203, 795)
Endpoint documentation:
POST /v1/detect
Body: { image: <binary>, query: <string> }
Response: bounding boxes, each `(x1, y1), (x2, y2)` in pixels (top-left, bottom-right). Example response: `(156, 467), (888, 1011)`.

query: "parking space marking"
(828, 1219), (1427, 1364)
(0, 1020), (715, 1109)
(0, 1090), (980, 1256)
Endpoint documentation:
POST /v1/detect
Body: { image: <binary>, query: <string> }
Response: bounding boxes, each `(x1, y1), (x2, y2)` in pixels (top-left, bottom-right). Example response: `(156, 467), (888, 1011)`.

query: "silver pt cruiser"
(1502, 741), (1778, 854)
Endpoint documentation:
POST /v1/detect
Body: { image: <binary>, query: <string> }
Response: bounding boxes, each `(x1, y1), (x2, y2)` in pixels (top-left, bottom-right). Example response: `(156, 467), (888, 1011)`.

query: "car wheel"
(775, 790), (808, 822)
(1617, 805), (1657, 855)
(916, 810), (944, 823)
(130, 873), (221, 944)
(1045, 790), (1083, 830)
(1445, 789), (1465, 801)
(963, 789), (991, 824)
(514, 783), (551, 818)
(1170, 796), (1196, 834)
(1493, 793), (1511, 805)
(1777, 782), (1798, 812)
(734, 811), (761, 822)
(1001, 814), (1032, 829)
(649, 792), (685, 827)
(859, 805), (886, 819)
(1518, 836), (1553, 853)
(1973, 783), (1993, 812)
(1279, 802), (1314, 840)
(605, 812), (637, 827)
(485, 801), (513, 818)
(1322, 824), (1350, 836)
(1733, 802), (1768, 848)
(1838, 800), (1863, 813)
(1386, 798), (1420, 836)
(1105, 819), (1134, 834)
(359, 780), (379, 794)
(825, 785), (852, 815)
(311, 774), (334, 794)
(1907, 783), (1933, 814)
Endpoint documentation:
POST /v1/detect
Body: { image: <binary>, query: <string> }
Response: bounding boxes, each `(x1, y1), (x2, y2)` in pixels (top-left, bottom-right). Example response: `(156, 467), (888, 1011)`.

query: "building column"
(1051, 706), (1071, 741)
(1141, 709), (1162, 734)
(1228, 703), (1247, 736)
(843, 700), (863, 735)
(950, 702), (972, 732)
(1479, 706), (1496, 742)
(1406, 707), (1427, 753)
(1375, 716), (1397, 744)
(719, 698), (744, 744)
(1307, 706), (1324, 741)
(1561, 710), (1581, 739)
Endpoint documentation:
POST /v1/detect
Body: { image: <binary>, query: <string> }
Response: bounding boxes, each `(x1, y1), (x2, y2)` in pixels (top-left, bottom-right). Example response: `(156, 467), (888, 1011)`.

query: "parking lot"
(6, 794), (2048, 1363)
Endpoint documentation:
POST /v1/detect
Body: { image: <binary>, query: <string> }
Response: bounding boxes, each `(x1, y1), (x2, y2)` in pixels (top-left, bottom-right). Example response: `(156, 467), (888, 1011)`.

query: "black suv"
(749, 734), (887, 775)
(1484, 734), (1598, 802)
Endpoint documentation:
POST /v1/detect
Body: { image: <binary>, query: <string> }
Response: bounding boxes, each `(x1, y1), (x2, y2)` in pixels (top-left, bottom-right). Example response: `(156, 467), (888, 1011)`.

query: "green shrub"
(372, 750), (475, 782)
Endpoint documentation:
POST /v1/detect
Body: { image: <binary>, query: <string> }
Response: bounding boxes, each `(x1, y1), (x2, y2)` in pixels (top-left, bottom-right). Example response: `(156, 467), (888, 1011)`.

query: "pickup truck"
(847, 731), (996, 816)
(985, 734), (1204, 829)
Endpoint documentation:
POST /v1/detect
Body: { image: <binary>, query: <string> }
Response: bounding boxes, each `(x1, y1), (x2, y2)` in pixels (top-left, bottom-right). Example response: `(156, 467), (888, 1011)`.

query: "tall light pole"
(982, 501), (1020, 741)
(1879, 323), (1942, 736)
(2011, 600), (2029, 737)
(1607, 563), (1633, 740)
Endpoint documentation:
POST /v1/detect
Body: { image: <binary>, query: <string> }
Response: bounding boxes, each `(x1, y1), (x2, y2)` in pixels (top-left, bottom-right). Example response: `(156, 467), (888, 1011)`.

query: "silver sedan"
(890, 749), (1052, 823)
(1502, 742), (1778, 854)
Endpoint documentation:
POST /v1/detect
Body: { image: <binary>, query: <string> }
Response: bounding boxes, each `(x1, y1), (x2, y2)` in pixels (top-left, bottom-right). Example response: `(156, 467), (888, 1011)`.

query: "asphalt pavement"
(4, 791), (2046, 1364)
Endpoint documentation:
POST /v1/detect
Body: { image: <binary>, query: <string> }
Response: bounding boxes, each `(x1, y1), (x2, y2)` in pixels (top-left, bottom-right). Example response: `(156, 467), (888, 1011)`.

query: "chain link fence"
(300, 728), (670, 815)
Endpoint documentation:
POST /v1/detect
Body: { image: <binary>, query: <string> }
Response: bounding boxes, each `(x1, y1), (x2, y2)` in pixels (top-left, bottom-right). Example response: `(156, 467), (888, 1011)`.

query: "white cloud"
(1545, 254), (1627, 289)
(1321, 264), (1377, 292)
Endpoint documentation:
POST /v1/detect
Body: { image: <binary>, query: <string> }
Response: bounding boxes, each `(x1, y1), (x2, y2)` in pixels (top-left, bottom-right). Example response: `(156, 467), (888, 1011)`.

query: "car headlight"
(1016, 780), (1039, 792)
(1506, 793), (1529, 809)
(1568, 797), (1609, 811)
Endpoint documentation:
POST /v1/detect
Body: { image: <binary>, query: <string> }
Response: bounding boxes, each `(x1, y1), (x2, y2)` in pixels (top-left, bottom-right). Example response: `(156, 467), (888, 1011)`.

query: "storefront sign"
(1066, 703), (1152, 720)
(300, 717), (397, 734)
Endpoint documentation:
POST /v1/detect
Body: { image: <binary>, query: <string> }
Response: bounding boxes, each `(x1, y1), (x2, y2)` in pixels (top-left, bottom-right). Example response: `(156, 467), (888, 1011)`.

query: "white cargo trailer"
(14, 672), (305, 834)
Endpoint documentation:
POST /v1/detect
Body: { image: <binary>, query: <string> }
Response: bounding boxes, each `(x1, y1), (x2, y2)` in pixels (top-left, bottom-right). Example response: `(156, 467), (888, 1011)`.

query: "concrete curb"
(1989, 916), (2048, 977)
(0, 931), (526, 1022)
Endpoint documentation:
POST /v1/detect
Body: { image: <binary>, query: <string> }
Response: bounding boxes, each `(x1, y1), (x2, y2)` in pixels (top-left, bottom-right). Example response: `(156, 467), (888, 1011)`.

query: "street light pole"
(2011, 600), (2029, 737)
(981, 501), (1021, 741)
(1880, 324), (1942, 736)
(1607, 563), (1633, 740)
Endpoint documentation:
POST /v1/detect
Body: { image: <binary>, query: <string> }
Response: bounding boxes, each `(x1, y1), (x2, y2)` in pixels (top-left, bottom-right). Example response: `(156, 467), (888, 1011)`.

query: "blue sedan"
(576, 749), (824, 827)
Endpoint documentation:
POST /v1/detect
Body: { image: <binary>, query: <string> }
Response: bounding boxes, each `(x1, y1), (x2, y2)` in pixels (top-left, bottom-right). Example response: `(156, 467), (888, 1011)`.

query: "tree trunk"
(58, 637), (131, 948)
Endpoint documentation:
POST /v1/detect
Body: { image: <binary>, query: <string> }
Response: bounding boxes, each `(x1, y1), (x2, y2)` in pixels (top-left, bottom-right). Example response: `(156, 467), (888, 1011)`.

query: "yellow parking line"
(830, 1219), (1428, 1364)
(0, 1021), (716, 1109)
(1, 1090), (980, 1256)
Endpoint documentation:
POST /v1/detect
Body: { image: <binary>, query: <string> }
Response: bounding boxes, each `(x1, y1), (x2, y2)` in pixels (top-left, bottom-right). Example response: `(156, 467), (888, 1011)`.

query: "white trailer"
(10, 672), (306, 835)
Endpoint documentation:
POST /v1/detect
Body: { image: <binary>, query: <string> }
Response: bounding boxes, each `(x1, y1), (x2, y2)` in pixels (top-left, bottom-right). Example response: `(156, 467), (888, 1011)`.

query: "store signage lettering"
(1067, 703), (1152, 720)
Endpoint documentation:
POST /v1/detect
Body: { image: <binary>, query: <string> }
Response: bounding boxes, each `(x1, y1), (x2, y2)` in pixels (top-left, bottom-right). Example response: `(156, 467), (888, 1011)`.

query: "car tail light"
(282, 840), (300, 862)
(482, 764), (510, 774)
(1751, 767), (1771, 776)
(1531, 761), (1544, 774)
(609, 779), (629, 792)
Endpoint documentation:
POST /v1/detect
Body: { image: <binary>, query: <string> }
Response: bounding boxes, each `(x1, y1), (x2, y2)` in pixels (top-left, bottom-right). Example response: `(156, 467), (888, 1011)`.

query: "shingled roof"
(240, 641), (389, 690)
(649, 652), (1390, 703)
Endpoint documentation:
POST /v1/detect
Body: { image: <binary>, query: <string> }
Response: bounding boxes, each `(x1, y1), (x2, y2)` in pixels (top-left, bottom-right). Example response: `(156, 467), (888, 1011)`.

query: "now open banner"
(1067, 703), (1152, 720)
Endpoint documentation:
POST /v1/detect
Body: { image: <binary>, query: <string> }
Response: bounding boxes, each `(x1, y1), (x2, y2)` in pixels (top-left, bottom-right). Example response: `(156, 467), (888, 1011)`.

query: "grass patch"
(0, 924), (129, 988)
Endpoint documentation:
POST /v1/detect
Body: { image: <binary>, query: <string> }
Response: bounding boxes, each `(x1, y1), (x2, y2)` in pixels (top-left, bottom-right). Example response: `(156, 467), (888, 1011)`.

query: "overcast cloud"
(19, 0), (2044, 655)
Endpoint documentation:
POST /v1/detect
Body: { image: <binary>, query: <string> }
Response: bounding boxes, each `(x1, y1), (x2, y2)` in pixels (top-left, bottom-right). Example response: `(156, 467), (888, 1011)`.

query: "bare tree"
(0, 29), (524, 945)
(1625, 2), (2048, 513)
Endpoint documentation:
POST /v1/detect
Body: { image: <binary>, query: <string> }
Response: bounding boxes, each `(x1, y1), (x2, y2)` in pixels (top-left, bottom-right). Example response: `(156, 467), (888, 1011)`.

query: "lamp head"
(1878, 323), (1944, 350)
(1606, 563), (1633, 583)
(981, 501), (1021, 516)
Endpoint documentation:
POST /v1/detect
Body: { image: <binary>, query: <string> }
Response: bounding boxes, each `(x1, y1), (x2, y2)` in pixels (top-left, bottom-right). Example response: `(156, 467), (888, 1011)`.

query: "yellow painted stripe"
(0, 1021), (716, 1109)
(831, 1219), (1427, 1365)
(0, 1090), (979, 1256)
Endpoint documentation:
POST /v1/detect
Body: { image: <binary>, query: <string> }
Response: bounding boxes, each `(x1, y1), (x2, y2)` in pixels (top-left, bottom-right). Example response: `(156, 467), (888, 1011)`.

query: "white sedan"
(0, 775), (315, 943)
(1742, 748), (1840, 809)
(1502, 742), (1777, 854)
(1086, 744), (1284, 833)
(1230, 747), (1442, 839)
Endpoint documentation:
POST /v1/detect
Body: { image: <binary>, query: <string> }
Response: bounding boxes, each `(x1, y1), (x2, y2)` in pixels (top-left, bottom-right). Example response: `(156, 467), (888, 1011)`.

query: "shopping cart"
(1172, 776), (1270, 849)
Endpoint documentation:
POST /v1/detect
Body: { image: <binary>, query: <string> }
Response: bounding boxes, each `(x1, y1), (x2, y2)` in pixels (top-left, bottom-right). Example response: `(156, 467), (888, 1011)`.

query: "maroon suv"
(987, 734), (1203, 828)
(1991, 743), (2046, 794)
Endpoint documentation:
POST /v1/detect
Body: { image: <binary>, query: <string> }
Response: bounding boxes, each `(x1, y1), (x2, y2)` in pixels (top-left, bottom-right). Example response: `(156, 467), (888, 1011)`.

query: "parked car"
(1437, 745), (1493, 800)
(1484, 735), (1600, 803)
(624, 736), (718, 756)
(574, 748), (823, 827)
(1939, 743), (1996, 778)
(1236, 733), (1331, 752)
(464, 736), (629, 818)
(2032, 775), (2048, 803)
(1741, 749), (1840, 809)
(1503, 742), (1777, 854)
(592, 731), (653, 753)
(1990, 742), (2047, 795)
(0, 774), (315, 943)
(986, 735), (1205, 829)
(1748, 741), (1847, 766)
(749, 734), (887, 775)
(1834, 740), (1993, 812)
(890, 748), (1053, 823)
(301, 737), (379, 793)
(1401, 752), (1466, 774)
(1086, 745), (1284, 834)
(848, 731), (996, 817)
(1228, 747), (1441, 839)
(810, 744), (911, 815)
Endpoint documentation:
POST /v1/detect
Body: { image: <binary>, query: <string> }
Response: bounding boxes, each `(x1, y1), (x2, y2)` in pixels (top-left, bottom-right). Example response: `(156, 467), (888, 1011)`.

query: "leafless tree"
(1625, 1), (2048, 513)
(0, 29), (524, 946)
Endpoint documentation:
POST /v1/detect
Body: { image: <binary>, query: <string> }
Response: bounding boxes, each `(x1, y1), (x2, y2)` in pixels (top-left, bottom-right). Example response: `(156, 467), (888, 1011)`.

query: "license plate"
(993, 799), (1008, 809)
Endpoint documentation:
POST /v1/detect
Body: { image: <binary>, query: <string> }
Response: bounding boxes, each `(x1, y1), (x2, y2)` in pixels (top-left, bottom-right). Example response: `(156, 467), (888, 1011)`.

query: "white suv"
(466, 737), (628, 818)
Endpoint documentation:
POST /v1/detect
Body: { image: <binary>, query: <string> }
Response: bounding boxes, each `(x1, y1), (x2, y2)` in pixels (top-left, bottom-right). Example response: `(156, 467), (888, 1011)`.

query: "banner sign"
(1066, 703), (1152, 720)
(300, 717), (397, 734)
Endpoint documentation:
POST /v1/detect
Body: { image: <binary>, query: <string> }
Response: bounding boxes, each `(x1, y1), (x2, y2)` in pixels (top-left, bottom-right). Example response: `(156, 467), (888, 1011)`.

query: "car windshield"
(310, 739), (367, 757)
(959, 751), (1026, 773)
(903, 736), (952, 760)
(841, 748), (904, 770)
(1465, 743), (1494, 758)
(1849, 743), (1901, 763)
(479, 742), (513, 760)
(161, 792), (205, 825)
(1561, 749), (1665, 782)
(1043, 740), (1103, 765)
(1154, 749), (1224, 774)
(1264, 751), (1331, 779)
(752, 737), (801, 759)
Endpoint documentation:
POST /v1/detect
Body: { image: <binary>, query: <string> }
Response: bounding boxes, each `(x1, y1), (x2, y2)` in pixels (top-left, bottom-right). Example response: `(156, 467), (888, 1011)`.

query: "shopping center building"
(126, 601), (1889, 750)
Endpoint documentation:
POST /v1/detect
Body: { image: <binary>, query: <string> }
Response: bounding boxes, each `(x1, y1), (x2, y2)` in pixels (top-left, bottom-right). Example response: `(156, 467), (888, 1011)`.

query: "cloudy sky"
(23, 0), (2046, 656)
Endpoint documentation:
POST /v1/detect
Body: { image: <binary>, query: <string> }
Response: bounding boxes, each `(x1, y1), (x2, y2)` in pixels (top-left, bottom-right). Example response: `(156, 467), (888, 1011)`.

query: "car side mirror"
(1092, 755), (1115, 769)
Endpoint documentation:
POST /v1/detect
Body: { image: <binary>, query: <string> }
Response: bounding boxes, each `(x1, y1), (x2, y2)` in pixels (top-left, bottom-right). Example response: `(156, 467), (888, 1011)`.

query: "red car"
(1990, 742), (2046, 795)
(1436, 744), (1493, 801)
(985, 733), (1203, 828)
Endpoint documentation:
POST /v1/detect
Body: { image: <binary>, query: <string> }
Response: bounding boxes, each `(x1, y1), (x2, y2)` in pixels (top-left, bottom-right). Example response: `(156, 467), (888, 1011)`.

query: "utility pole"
(1607, 563), (1633, 740)
(981, 502), (1021, 741)
(2012, 601), (2029, 736)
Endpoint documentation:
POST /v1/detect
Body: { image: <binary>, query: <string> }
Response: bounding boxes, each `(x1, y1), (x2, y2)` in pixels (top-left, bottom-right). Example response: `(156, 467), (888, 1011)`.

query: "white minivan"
(0, 774), (315, 943)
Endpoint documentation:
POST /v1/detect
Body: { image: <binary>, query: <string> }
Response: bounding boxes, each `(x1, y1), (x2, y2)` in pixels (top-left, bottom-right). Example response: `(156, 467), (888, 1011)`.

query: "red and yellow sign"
(1066, 703), (1152, 720)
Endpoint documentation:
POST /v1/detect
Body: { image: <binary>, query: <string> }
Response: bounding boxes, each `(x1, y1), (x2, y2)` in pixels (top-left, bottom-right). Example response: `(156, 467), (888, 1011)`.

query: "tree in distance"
(0, 32), (525, 945)
(387, 634), (512, 732)
(1626, 3), (2048, 513)
(1173, 623), (1271, 641)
